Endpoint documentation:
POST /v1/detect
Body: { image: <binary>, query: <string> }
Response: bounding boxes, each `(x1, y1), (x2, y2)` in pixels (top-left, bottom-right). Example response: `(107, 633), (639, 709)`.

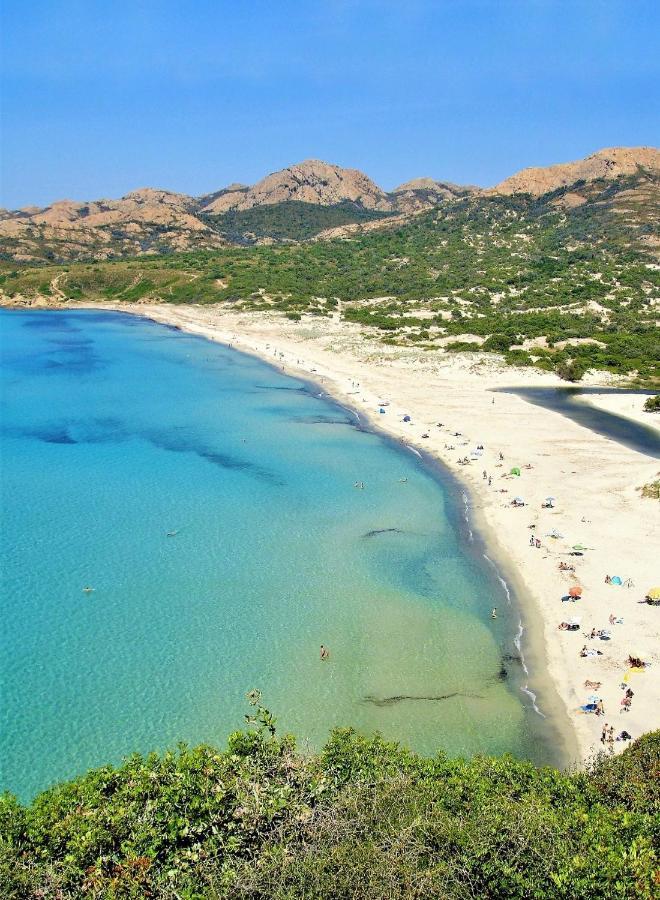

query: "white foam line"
(513, 620), (546, 718)
(462, 491), (474, 542)
(514, 620), (528, 673)
(483, 553), (511, 605)
(482, 566), (548, 721)
(521, 684), (546, 718)
(405, 444), (422, 458)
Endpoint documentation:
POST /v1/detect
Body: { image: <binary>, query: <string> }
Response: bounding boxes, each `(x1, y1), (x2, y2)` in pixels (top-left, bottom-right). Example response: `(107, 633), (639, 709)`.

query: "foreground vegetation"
(1, 696), (658, 899)
(1, 172), (658, 383)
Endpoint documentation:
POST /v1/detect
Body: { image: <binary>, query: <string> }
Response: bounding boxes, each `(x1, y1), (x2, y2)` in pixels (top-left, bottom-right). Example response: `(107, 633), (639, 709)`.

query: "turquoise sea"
(1, 309), (563, 800)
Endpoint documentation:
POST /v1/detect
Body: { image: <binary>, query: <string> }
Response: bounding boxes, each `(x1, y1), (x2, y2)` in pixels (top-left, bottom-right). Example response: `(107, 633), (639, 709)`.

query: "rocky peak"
(491, 146), (660, 196)
(200, 159), (390, 214)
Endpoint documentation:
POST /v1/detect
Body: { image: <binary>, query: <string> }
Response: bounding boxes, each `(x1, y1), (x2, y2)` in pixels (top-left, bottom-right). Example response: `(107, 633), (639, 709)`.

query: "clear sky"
(1, 0), (658, 209)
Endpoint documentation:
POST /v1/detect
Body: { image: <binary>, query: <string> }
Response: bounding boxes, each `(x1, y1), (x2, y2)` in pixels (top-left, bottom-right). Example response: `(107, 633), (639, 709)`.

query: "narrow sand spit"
(45, 303), (660, 762)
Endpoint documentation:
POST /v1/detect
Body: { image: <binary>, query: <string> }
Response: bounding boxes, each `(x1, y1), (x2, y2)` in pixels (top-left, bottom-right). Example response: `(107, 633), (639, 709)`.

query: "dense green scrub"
(203, 200), (393, 243)
(1, 173), (658, 383)
(1, 699), (658, 899)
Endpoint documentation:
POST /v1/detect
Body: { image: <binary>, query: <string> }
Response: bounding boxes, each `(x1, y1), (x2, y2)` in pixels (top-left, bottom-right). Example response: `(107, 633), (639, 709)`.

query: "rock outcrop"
(200, 159), (391, 214)
(491, 146), (660, 196)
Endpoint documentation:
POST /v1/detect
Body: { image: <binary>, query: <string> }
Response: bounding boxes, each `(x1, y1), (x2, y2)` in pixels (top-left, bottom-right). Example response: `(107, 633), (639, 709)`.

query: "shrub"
(1, 709), (657, 899)
(555, 358), (587, 382)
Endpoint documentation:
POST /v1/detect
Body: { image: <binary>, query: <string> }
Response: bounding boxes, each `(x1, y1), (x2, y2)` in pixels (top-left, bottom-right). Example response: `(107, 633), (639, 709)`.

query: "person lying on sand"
(626, 655), (646, 668)
(584, 679), (601, 689)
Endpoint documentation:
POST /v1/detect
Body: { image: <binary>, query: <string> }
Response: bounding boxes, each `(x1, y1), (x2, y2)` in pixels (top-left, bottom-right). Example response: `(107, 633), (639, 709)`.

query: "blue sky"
(1, 0), (658, 208)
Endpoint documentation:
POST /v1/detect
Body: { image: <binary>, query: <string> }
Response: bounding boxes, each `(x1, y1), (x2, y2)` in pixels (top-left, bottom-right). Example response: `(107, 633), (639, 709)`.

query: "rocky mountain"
(0, 188), (225, 263)
(1, 147), (657, 263)
(491, 146), (660, 196)
(199, 160), (391, 214)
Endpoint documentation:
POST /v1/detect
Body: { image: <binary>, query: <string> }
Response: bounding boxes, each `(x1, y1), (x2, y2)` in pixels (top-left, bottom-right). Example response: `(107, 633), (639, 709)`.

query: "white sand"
(42, 303), (660, 762)
(579, 391), (659, 429)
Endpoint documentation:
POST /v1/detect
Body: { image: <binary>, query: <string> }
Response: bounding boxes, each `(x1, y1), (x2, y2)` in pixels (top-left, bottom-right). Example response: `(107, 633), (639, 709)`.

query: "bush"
(1, 703), (658, 899)
(555, 358), (587, 382)
(643, 394), (660, 412)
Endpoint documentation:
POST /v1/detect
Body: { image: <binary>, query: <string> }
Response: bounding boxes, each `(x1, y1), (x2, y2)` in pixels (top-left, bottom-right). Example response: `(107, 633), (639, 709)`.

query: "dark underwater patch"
(363, 691), (484, 706)
(143, 429), (283, 485)
(363, 528), (404, 539)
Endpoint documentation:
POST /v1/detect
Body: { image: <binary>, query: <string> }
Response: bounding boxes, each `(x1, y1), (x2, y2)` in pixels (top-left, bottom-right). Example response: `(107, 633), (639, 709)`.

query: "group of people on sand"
(601, 723), (632, 748)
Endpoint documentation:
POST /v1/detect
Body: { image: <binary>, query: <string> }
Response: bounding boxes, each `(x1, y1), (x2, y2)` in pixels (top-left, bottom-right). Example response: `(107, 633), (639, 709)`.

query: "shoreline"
(6, 300), (659, 764)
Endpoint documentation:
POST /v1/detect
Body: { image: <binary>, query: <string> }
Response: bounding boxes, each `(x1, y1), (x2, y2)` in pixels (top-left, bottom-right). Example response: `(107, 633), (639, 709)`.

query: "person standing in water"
(491, 608), (497, 618)
(320, 645), (330, 660)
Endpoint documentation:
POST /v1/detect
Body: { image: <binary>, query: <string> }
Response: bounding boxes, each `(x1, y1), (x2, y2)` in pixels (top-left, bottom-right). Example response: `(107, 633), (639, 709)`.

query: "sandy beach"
(16, 300), (660, 763)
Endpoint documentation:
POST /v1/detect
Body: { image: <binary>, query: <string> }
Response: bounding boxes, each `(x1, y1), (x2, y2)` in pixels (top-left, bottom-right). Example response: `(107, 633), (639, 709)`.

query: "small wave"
(462, 492), (473, 541)
(514, 620), (528, 673)
(520, 684), (546, 718)
(405, 444), (422, 458)
(515, 622), (547, 717)
(483, 553), (512, 605)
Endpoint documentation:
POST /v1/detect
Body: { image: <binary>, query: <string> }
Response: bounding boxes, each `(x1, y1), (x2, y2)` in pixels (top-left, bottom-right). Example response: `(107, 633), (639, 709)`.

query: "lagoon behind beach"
(0, 308), (566, 800)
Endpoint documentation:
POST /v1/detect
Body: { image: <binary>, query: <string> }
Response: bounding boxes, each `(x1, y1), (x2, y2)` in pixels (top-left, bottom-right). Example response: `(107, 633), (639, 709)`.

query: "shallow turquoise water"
(1, 309), (560, 799)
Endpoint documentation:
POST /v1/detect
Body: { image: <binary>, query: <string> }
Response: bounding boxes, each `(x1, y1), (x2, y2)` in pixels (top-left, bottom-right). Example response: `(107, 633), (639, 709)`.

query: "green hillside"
(2, 695), (658, 899)
(204, 200), (393, 243)
(1, 171), (658, 383)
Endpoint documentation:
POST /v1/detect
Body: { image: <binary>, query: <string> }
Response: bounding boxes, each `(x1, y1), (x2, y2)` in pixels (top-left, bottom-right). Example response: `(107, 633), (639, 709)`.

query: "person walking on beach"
(320, 645), (330, 660)
(596, 699), (605, 717)
(607, 726), (615, 751)
(601, 723), (608, 744)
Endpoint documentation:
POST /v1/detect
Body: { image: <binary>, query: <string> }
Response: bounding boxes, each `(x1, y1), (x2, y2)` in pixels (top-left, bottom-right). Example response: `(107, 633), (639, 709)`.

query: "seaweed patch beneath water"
(363, 691), (484, 707)
(363, 527), (404, 539)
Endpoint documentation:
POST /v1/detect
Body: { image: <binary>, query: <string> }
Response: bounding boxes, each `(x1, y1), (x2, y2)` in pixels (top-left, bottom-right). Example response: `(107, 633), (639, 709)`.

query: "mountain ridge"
(1, 146), (657, 263)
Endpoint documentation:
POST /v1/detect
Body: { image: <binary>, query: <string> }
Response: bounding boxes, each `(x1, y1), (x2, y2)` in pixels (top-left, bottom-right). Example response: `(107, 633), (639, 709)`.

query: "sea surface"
(1, 309), (562, 800)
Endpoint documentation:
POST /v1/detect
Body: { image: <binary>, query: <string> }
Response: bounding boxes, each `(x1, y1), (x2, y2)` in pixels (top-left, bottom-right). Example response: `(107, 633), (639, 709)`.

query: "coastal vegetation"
(203, 200), (393, 244)
(644, 394), (660, 412)
(1, 171), (658, 384)
(1, 695), (658, 899)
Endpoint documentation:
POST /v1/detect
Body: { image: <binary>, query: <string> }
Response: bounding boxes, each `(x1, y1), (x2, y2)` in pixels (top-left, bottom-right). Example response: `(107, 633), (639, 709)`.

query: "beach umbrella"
(647, 587), (660, 600)
(545, 496), (556, 503)
(403, 415), (411, 422)
(569, 586), (583, 598)
(514, 496), (524, 504)
(572, 544), (588, 551)
(510, 467), (521, 476)
(611, 576), (622, 586)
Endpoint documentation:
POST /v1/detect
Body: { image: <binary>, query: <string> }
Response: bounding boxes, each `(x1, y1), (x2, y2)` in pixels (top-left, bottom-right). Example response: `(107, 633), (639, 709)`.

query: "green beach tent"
(510, 467), (521, 476)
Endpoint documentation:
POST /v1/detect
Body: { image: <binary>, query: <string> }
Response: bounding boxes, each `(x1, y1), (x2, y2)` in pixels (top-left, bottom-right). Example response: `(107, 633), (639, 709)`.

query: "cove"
(1, 309), (564, 800)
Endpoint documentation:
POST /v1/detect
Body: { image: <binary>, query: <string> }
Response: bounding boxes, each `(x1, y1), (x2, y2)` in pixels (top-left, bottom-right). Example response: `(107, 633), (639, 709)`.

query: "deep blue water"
(0, 309), (562, 799)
